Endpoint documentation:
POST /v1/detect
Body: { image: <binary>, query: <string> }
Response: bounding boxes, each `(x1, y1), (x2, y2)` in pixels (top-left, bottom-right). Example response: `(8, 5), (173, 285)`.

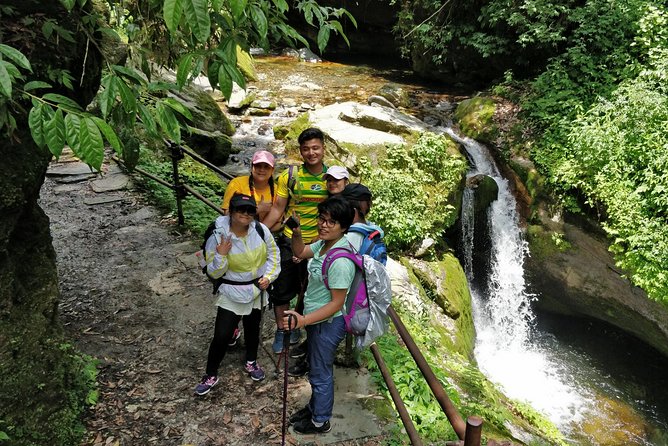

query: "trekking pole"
(281, 314), (295, 446)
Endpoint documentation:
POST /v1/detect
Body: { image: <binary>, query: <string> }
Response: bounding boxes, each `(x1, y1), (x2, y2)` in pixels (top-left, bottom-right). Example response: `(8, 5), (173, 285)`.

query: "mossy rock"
(273, 112), (312, 161)
(183, 127), (234, 166)
(454, 97), (498, 143)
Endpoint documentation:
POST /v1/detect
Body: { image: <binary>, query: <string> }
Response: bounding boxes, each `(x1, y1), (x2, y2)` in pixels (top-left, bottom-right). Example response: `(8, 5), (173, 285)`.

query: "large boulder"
(454, 97), (498, 144)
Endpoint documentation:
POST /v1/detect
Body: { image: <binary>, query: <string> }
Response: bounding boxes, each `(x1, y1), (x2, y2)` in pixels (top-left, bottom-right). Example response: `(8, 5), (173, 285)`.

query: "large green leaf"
(99, 75), (117, 119)
(138, 104), (158, 137)
(329, 20), (349, 47)
(0, 44), (31, 72)
(42, 93), (83, 112)
(45, 108), (66, 158)
(229, 0), (247, 22)
(162, 97), (193, 120)
(59, 0), (76, 11)
(217, 64), (233, 100)
(250, 5), (268, 38)
(317, 25), (330, 54)
(115, 79), (137, 113)
(176, 53), (194, 88)
(272, 0), (289, 13)
(224, 63), (246, 90)
(163, 0), (185, 33)
(111, 65), (146, 86)
(236, 46), (257, 81)
(64, 113), (81, 153)
(28, 104), (46, 148)
(23, 81), (52, 91)
(183, 0), (211, 43)
(156, 102), (181, 142)
(91, 116), (123, 155)
(0, 62), (11, 98)
(76, 117), (104, 171)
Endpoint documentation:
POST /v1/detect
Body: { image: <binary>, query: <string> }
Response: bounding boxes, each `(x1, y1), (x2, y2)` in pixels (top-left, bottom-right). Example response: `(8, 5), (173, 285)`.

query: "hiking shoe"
(194, 375), (219, 396)
(244, 361), (266, 381)
(289, 405), (312, 424)
(293, 418), (331, 434)
(228, 327), (241, 347)
(290, 328), (302, 345)
(290, 340), (308, 359)
(273, 329), (285, 354)
(288, 359), (309, 377)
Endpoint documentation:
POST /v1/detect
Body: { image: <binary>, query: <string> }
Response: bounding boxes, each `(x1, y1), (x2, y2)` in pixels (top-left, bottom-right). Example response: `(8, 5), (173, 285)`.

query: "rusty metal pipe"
(387, 305), (467, 439)
(464, 416), (482, 446)
(181, 184), (225, 216)
(112, 156), (174, 189)
(370, 343), (423, 446)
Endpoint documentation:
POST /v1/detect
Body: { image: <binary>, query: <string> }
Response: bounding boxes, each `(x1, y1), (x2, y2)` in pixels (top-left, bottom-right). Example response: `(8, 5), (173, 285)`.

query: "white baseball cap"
(323, 165), (349, 180)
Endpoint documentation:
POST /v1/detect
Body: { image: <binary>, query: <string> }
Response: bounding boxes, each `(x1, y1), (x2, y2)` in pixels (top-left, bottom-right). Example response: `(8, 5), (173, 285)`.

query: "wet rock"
(327, 101), (429, 135)
(281, 48), (300, 58)
(47, 162), (99, 176)
(297, 48), (322, 63)
(249, 100), (276, 110)
(378, 83), (412, 108)
(90, 173), (131, 193)
(368, 95), (396, 109)
(227, 82), (256, 111)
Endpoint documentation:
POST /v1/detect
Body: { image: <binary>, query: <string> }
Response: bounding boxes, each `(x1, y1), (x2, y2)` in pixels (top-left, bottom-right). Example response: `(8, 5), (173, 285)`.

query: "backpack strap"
(321, 245), (363, 289)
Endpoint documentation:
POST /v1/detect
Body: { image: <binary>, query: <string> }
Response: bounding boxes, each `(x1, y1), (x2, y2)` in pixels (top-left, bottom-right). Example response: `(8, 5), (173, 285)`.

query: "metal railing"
(118, 140), (484, 446)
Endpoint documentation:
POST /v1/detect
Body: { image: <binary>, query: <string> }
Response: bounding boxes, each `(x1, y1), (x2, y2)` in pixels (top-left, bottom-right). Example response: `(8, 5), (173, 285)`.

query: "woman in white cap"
(323, 165), (349, 195)
(222, 150), (278, 223)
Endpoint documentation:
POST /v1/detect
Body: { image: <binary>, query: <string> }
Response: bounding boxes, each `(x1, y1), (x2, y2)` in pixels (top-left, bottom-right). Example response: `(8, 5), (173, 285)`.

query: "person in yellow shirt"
(221, 150), (277, 223)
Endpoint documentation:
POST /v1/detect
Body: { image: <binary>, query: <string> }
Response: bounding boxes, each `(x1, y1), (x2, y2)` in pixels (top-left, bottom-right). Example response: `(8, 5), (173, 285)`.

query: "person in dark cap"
(194, 193), (280, 395)
(341, 184), (385, 257)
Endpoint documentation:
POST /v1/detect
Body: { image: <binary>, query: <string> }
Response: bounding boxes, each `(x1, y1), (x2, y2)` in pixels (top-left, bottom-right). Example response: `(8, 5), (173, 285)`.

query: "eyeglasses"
(317, 216), (339, 227)
(235, 206), (257, 216)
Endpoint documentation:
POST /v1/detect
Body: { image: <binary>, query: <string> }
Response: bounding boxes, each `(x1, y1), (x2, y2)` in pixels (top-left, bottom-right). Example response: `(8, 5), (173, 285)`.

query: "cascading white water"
(440, 126), (592, 430)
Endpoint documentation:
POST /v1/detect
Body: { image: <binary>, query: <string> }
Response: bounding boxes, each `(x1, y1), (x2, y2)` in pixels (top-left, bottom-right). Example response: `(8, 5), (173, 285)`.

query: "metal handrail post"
(168, 141), (186, 225)
(387, 305), (467, 439)
(464, 416), (483, 446)
(370, 343), (423, 446)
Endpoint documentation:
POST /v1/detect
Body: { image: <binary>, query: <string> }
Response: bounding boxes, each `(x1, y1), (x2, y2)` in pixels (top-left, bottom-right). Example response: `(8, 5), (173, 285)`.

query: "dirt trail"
(41, 156), (387, 446)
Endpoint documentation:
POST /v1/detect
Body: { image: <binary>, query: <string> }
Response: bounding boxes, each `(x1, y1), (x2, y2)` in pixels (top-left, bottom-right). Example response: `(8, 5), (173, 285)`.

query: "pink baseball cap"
(252, 150), (275, 167)
(323, 165), (349, 180)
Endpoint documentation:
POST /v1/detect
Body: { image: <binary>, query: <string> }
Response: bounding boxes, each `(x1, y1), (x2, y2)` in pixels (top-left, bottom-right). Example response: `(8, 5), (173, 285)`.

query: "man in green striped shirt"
(263, 128), (328, 353)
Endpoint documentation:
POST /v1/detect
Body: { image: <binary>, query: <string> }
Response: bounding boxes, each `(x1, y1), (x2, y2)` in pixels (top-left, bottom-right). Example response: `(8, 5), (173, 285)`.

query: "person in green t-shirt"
(282, 196), (356, 434)
(262, 128), (328, 353)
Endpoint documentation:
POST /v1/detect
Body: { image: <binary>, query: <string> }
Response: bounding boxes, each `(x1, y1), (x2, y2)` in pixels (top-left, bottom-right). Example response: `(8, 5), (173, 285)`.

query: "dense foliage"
(393, 0), (668, 303)
(358, 132), (468, 251)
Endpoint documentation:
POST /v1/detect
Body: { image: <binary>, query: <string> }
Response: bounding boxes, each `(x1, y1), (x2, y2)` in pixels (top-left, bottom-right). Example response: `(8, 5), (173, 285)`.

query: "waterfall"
(440, 126), (591, 430)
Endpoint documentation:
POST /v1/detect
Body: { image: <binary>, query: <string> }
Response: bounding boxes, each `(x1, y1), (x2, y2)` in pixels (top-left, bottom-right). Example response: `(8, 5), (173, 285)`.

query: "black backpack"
(201, 220), (266, 294)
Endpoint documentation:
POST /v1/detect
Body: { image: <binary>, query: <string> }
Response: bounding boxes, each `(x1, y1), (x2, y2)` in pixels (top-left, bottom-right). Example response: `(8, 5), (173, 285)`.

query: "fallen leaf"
(223, 411), (232, 424)
(251, 415), (260, 428)
(146, 369), (162, 374)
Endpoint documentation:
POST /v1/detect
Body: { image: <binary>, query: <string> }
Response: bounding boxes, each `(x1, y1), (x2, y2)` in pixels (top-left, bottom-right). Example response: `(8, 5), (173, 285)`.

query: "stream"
(222, 55), (668, 445)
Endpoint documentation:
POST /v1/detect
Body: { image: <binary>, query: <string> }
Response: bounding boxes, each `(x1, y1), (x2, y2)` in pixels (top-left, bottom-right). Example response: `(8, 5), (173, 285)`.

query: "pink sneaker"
(194, 375), (219, 395)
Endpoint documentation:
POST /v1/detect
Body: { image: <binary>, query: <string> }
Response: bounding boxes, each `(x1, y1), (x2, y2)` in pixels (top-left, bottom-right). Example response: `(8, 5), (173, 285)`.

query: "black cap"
(229, 194), (257, 210)
(342, 183), (372, 201)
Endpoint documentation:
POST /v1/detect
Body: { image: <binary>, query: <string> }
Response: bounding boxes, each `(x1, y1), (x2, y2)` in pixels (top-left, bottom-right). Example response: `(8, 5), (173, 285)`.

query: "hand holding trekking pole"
(283, 310), (303, 330)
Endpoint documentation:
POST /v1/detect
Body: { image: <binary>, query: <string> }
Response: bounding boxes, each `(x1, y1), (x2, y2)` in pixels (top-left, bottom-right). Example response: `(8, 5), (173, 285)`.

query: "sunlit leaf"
(91, 116), (123, 155)
(64, 113), (81, 153)
(23, 81), (52, 91)
(0, 44), (32, 72)
(45, 108), (66, 158)
(230, 0), (247, 22)
(42, 93), (83, 112)
(163, 0), (185, 33)
(217, 64), (232, 100)
(272, 0), (288, 13)
(162, 97), (193, 120)
(183, 0), (211, 43)
(76, 116), (104, 171)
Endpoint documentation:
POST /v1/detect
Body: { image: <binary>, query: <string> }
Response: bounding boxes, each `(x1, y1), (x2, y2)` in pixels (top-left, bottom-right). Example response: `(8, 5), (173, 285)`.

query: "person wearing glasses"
(194, 194), (280, 395)
(282, 196), (356, 434)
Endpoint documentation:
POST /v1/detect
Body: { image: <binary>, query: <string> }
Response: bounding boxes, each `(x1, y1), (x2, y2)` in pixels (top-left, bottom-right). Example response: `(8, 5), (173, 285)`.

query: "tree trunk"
(0, 2), (102, 444)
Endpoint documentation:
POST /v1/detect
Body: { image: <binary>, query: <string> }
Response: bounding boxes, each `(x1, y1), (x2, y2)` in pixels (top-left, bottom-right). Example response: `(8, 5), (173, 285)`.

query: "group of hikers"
(195, 127), (386, 435)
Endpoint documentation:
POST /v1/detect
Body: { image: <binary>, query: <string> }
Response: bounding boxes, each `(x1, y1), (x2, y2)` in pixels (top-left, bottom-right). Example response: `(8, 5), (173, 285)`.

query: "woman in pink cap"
(222, 150), (278, 224)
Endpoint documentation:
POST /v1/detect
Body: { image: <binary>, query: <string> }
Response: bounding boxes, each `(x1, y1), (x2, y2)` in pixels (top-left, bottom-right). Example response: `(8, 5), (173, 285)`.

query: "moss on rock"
(454, 97), (498, 143)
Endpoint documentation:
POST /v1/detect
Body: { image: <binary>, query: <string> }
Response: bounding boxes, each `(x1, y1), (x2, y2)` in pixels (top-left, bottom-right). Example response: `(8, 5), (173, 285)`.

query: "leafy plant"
(359, 132), (467, 251)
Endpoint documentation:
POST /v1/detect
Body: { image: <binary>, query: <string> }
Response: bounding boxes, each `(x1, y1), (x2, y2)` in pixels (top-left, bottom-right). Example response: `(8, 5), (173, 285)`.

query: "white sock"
(312, 420), (324, 427)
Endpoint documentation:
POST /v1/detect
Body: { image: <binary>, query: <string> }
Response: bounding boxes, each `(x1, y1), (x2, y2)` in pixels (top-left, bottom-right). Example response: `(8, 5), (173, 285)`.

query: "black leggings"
(205, 306), (262, 376)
